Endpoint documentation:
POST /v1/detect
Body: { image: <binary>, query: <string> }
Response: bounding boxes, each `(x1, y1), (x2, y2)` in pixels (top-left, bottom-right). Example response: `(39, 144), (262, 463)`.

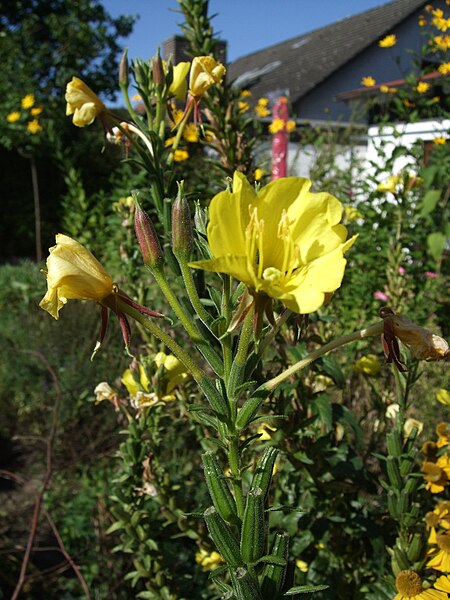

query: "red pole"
(271, 96), (289, 180)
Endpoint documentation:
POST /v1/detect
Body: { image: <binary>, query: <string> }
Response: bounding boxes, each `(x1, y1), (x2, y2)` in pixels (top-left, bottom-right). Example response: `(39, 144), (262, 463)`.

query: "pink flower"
(425, 271), (439, 279)
(374, 291), (389, 302)
(398, 266), (406, 275)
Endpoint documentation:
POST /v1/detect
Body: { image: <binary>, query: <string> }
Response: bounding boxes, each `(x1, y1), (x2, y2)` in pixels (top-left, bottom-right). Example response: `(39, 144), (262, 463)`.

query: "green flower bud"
(152, 50), (165, 87)
(172, 181), (194, 261)
(119, 49), (129, 88)
(134, 197), (163, 268)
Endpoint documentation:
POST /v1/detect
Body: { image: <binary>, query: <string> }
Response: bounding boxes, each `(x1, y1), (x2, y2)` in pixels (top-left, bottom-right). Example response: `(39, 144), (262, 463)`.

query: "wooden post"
(271, 96), (289, 180)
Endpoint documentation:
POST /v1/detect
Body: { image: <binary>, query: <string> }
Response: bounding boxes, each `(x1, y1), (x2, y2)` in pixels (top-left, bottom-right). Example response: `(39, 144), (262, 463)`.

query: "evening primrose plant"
(36, 3), (450, 598)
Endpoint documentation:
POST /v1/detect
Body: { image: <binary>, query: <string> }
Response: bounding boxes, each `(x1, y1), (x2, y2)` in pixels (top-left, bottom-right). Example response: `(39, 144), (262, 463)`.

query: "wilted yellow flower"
(386, 312), (449, 361)
(94, 382), (117, 403)
(168, 61), (190, 100)
(188, 56), (226, 100)
(379, 34), (397, 47)
(173, 149), (189, 162)
(361, 76), (376, 87)
(39, 234), (113, 319)
(195, 549), (224, 571)
(31, 106), (43, 116)
(394, 570), (448, 600)
(416, 81), (430, 93)
(6, 111), (20, 123)
(353, 354), (381, 376)
(345, 206), (363, 222)
(27, 119), (42, 134)
(65, 76), (106, 127)
(434, 137), (447, 144)
(404, 418), (423, 437)
(189, 172), (356, 315)
(21, 94), (35, 109)
(439, 62), (450, 74)
(437, 389), (450, 406)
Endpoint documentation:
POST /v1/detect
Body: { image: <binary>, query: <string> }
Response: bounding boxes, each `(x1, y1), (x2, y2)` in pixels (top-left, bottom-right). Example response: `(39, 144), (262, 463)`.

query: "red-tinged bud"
(119, 49), (129, 88)
(152, 50), (165, 87)
(134, 198), (164, 268)
(172, 181), (194, 261)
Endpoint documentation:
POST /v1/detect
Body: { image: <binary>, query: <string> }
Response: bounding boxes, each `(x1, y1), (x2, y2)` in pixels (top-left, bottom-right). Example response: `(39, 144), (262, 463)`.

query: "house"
(227, 0), (447, 124)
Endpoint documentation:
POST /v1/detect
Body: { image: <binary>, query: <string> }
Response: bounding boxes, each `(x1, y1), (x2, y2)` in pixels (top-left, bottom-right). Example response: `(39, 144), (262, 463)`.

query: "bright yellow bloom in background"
(173, 149), (189, 162)
(21, 94), (35, 109)
(361, 76), (376, 87)
(31, 106), (43, 116)
(416, 81), (430, 93)
(65, 76), (106, 127)
(345, 205), (363, 221)
(183, 123), (199, 143)
(254, 168), (265, 181)
(437, 389), (450, 406)
(6, 111), (21, 123)
(433, 35), (450, 51)
(39, 234), (113, 319)
(439, 62), (450, 74)
(428, 533), (450, 572)
(435, 576), (450, 593)
(379, 34), (397, 47)
(255, 104), (271, 117)
(188, 56), (226, 99)
(27, 119), (42, 134)
(434, 136), (446, 144)
(195, 549), (223, 571)
(189, 172), (356, 315)
(419, 15), (427, 26)
(269, 118), (285, 134)
(353, 354), (381, 376)
(377, 175), (402, 194)
(394, 570), (448, 599)
(238, 100), (250, 113)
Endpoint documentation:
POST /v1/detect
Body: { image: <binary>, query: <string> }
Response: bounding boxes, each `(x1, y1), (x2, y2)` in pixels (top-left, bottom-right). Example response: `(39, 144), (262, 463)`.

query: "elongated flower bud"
(172, 181), (193, 261)
(152, 50), (165, 87)
(134, 198), (163, 268)
(119, 49), (129, 88)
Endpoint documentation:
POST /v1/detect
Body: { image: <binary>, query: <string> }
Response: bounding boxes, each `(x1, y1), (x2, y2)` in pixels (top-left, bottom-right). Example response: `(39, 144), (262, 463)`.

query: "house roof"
(227, 0), (427, 102)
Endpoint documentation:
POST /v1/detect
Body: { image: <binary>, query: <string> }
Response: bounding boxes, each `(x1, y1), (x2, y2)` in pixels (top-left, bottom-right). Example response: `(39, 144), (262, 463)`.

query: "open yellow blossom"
(434, 137), (447, 145)
(435, 576), (450, 592)
(31, 106), (43, 116)
(419, 15), (427, 26)
(188, 56), (226, 100)
(154, 351), (188, 397)
(437, 389), (450, 406)
(379, 34), (397, 47)
(183, 123), (199, 143)
(121, 364), (150, 396)
(39, 234), (113, 319)
(285, 120), (296, 133)
(439, 62), (450, 74)
(238, 100), (250, 113)
(416, 81), (430, 93)
(394, 570), (448, 599)
(189, 172), (356, 315)
(269, 118), (285, 134)
(255, 104), (271, 117)
(433, 35), (450, 51)
(361, 76), (376, 87)
(428, 533), (450, 572)
(27, 119), (42, 134)
(21, 94), (35, 109)
(65, 76), (106, 127)
(172, 149), (189, 162)
(195, 548), (224, 571)
(240, 89), (252, 97)
(422, 456), (450, 493)
(6, 111), (21, 123)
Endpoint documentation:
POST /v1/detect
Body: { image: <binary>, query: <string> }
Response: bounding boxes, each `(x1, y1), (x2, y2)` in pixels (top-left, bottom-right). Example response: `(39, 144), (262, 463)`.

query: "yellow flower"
(39, 234), (113, 319)
(296, 559), (308, 572)
(380, 85), (390, 93)
(404, 418), (423, 437)
(438, 62), (450, 74)
(173, 149), (189, 162)
(377, 175), (402, 194)
(379, 34), (397, 47)
(394, 570), (448, 599)
(238, 100), (250, 113)
(353, 354), (381, 376)
(361, 76), (376, 87)
(435, 576), (450, 592)
(31, 106), (43, 116)
(416, 81), (430, 93)
(254, 168), (265, 181)
(419, 15), (427, 26)
(258, 97), (269, 106)
(255, 104), (271, 117)
(427, 533), (450, 572)
(433, 35), (450, 51)
(433, 137), (446, 144)
(269, 118), (285, 134)
(285, 120), (296, 133)
(122, 363), (150, 396)
(240, 89), (252, 97)
(65, 76), (106, 127)
(188, 56), (226, 100)
(94, 382), (117, 404)
(437, 389), (450, 406)
(195, 549), (224, 572)
(21, 94), (35, 109)
(154, 351), (188, 398)
(6, 111), (20, 123)
(422, 457), (450, 493)
(27, 119), (42, 134)
(183, 123), (199, 143)
(169, 61), (190, 100)
(345, 205), (363, 222)
(189, 172), (356, 315)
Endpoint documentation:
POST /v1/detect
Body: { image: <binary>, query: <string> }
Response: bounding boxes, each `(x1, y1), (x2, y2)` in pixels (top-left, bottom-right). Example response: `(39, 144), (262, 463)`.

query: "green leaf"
(284, 584), (329, 595)
(313, 395), (332, 432)
(427, 232), (445, 261)
(419, 190), (441, 217)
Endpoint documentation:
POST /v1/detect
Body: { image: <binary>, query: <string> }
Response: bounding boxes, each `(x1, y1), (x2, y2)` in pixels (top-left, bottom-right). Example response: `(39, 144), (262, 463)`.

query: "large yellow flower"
(65, 77), (106, 127)
(188, 56), (226, 99)
(428, 533), (450, 572)
(39, 234), (113, 319)
(189, 172), (356, 314)
(394, 570), (448, 599)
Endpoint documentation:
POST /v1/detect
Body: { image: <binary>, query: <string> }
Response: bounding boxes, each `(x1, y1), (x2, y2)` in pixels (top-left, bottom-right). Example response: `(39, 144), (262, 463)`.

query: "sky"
(102, 0), (390, 63)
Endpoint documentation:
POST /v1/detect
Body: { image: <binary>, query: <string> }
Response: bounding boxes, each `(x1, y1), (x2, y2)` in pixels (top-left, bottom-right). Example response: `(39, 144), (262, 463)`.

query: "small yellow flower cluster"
(268, 118), (296, 134)
(416, 81), (430, 93)
(438, 62), (450, 74)
(6, 93), (43, 134)
(434, 136), (447, 145)
(361, 76), (376, 87)
(378, 34), (397, 47)
(195, 548), (224, 571)
(255, 97), (270, 118)
(380, 85), (398, 94)
(433, 35), (450, 51)
(432, 8), (450, 32)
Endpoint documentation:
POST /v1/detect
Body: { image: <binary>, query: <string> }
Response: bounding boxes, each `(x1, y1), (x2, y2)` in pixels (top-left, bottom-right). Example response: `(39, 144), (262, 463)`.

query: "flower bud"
(193, 201), (208, 235)
(134, 197), (164, 268)
(172, 181), (194, 261)
(119, 49), (129, 88)
(152, 50), (165, 87)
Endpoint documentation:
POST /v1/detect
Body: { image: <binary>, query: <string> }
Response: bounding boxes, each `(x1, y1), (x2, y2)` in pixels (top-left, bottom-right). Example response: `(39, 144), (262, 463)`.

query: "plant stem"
(178, 259), (214, 327)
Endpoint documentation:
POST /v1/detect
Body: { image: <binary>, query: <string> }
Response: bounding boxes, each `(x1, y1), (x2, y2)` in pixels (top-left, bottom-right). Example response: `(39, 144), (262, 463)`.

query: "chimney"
(163, 35), (228, 65)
